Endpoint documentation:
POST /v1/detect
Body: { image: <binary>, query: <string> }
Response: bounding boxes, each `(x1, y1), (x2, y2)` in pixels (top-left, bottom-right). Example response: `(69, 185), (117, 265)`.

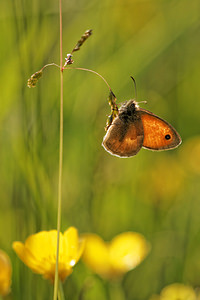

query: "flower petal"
(82, 234), (111, 278)
(25, 230), (57, 261)
(110, 232), (150, 273)
(63, 227), (85, 267)
(0, 250), (12, 296)
(12, 241), (46, 274)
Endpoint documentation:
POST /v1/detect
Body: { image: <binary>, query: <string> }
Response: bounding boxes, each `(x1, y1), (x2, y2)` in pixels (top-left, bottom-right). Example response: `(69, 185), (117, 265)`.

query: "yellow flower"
(150, 283), (197, 300)
(160, 283), (196, 300)
(12, 227), (85, 282)
(0, 249), (12, 296)
(82, 232), (150, 279)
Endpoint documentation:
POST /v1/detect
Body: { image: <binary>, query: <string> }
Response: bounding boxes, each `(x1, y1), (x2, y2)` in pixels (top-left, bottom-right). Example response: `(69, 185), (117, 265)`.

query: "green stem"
(41, 63), (60, 71)
(58, 281), (66, 300)
(109, 281), (125, 300)
(65, 67), (112, 91)
(53, 0), (63, 299)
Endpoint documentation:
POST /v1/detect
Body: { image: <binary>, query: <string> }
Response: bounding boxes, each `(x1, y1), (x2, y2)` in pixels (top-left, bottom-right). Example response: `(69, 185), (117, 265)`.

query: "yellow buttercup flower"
(149, 283), (197, 300)
(82, 232), (150, 279)
(12, 227), (85, 282)
(160, 283), (196, 300)
(0, 249), (12, 296)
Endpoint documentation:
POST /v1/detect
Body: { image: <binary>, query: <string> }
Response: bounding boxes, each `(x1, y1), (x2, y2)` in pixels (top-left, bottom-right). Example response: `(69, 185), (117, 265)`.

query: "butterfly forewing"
(139, 109), (182, 150)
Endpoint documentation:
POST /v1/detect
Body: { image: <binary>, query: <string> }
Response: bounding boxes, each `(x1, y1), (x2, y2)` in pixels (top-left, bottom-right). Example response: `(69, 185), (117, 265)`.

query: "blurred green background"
(1, 0), (200, 299)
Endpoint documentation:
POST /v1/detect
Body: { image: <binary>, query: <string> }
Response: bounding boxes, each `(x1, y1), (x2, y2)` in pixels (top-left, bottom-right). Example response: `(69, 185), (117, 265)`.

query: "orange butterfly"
(102, 85), (181, 158)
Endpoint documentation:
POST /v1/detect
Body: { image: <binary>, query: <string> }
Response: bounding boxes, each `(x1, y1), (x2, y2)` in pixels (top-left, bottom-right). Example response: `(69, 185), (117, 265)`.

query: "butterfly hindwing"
(102, 115), (144, 157)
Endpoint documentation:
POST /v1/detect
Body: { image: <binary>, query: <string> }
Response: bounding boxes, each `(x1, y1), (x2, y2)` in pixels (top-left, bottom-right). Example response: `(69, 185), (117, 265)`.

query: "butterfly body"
(102, 100), (182, 158)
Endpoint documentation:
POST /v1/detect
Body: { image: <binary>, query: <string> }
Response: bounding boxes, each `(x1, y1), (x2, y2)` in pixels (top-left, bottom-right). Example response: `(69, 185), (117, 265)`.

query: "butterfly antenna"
(130, 76), (147, 105)
(130, 76), (137, 100)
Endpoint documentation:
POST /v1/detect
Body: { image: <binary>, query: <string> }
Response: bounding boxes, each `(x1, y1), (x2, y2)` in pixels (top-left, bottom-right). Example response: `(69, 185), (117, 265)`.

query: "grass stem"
(53, 0), (64, 299)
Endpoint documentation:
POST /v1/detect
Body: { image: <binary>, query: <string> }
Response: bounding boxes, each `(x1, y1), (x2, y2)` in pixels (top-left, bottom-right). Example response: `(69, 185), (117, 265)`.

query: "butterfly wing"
(102, 115), (144, 157)
(139, 109), (182, 150)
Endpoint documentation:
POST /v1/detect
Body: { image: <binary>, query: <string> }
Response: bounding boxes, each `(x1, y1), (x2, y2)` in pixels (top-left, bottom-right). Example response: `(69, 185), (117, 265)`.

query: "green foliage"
(0, 0), (200, 299)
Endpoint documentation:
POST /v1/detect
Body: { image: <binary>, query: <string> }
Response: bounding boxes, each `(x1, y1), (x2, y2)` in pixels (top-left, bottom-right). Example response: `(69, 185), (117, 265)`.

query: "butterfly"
(102, 97), (182, 158)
